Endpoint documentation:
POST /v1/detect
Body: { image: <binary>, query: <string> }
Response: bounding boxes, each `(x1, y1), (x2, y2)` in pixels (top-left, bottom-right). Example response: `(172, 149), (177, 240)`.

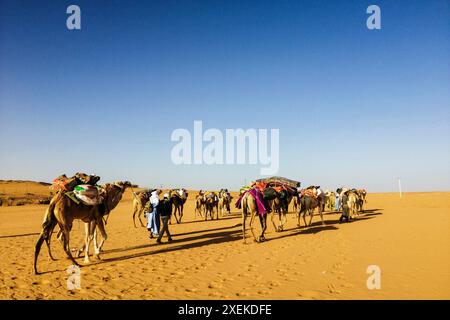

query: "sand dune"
(0, 184), (448, 299)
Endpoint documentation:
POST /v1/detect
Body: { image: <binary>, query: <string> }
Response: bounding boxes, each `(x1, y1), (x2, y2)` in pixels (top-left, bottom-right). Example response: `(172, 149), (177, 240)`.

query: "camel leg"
(280, 210), (287, 231)
(75, 223), (89, 258)
(249, 211), (258, 242)
(270, 211), (277, 232)
(308, 208), (314, 226)
(242, 202), (247, 244)
(175, 206), (181, 224)
(132, 206), (138, 228)
(59, 224), (79, 267)
(137, 209), (145, 227)
(44, 221), (58, 261)
(94, 218), (108, 260)
(34, 231), (47, 275)
(319, 207), (325, 225)
(83, 221), (95, 264)
(180, 205), (184, 222)
(93, 229), (99, 255)
(303, 211), (308, 227)
(259, 214), (267, 241)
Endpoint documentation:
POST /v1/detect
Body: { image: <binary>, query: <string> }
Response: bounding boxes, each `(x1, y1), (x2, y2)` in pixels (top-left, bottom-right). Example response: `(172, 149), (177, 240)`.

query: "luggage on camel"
(73, 184), (104, 206)
(263, 187), (278, 200)
(50, 173), (100, 192)
(255, 176), (300, 189)
(50, 173), (103, 205)
(50, 174), (79, 192)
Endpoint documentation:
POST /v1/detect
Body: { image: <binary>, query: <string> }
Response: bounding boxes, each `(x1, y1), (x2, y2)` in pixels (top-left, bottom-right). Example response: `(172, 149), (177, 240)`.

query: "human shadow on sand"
(174, 212), (241, 225)
(95, 228), (242, 265)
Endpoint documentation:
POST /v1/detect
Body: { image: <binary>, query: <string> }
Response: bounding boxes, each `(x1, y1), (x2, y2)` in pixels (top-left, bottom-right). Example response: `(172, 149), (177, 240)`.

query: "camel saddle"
(300, 189), (317, 198)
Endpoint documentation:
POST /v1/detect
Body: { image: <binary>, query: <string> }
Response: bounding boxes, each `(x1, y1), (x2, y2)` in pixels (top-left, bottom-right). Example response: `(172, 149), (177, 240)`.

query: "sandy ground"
(0, 183), (449, 300)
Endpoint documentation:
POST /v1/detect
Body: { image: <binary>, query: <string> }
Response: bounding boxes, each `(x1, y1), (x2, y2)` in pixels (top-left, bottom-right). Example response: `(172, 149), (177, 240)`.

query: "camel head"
(113, 181), (132, 190)
(102, 181), (132, 214)
(75, 172), (101, 185)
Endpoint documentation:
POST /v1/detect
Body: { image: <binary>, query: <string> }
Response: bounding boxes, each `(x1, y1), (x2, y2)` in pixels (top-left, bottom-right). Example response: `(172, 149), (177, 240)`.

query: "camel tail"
(35, 194), (60, 274)
(42, 201), (56, 231)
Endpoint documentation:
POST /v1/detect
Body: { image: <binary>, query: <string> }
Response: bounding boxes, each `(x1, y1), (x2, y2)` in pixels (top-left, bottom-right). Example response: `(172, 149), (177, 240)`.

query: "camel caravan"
(34, 173), (367, 274)
(193, 189), (232, 220)
(235, 177), (367, 243)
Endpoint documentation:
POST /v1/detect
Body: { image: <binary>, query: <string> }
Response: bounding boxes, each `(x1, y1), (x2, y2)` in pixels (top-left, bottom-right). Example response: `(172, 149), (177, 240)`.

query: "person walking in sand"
(157, 193), (173, 244)
(145, 190), (160, 238)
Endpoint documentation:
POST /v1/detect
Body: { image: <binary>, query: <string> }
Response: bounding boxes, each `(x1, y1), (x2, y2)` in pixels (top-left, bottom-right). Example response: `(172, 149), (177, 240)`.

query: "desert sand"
(0, 181), (449, 300)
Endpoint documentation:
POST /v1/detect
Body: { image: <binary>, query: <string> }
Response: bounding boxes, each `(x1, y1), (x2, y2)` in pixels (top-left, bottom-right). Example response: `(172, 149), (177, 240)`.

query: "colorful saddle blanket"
(235, 188), (267, 216)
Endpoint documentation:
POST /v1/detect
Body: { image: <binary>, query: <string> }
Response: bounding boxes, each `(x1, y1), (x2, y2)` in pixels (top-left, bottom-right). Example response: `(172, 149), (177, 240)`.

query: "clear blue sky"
(0, 0), (449, 192)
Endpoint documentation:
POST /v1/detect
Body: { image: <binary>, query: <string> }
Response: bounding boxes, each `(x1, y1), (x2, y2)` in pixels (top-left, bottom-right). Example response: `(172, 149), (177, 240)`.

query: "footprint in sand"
(327, 283), (341, 294)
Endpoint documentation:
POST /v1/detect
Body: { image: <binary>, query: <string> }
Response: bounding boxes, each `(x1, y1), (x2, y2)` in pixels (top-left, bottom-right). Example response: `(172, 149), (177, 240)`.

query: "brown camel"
(34, 181), (131, 274)
(204, 192), (219, 220)
(170, 188), (188, 223)
(292, 194), (299, 212)
(270, 188), (294, 232)
(355, 189), (367, 213)
(241, 192), (267, 243)
(325, 191), (336, 211)
(347, 190), (359, 219)
(132, 190), (149, 228)
(297, 192), (325, 227)
(218, 190), (232, 216)
(194, 193), (206, 218)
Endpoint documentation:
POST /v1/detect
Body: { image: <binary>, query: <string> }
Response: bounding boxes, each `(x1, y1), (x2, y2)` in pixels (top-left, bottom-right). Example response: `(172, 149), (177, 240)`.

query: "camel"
(347, 190), (359, 219)
(218, 189), (232, 216)
(34, 181), (131, 274)
(355, 189), (367, 213)
(170, 188), (188, 223)
(270, 188), (293, 232)
(204, 192), (219, 220)
(325, 191), (336, 211)
(132, 190), (150, 228)
(241, 191), (267, 243)
(297, 188), (326, 227)
(194, 193), (206, 218)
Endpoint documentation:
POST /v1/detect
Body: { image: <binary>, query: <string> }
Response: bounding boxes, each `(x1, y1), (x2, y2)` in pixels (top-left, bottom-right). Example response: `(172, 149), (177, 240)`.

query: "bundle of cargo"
(50, 174), (79, 192)
(255, 176), (301, 189)
(73, 184), (104, 205)
(49, 173), (103, 206)
(50, 173), (100, 193)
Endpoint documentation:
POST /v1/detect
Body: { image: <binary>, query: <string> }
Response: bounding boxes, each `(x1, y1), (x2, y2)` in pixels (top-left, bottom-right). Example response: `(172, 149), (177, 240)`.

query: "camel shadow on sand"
(38, 209), (384, 273)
